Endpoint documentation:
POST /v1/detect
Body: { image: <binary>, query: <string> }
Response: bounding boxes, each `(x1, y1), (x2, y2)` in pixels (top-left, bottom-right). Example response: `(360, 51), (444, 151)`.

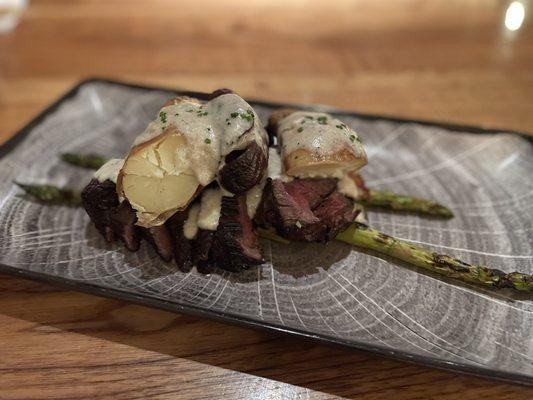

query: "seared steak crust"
(219, 142), (268, 195)
(82, 179), (264, 272)
(211, 196), (264, 272)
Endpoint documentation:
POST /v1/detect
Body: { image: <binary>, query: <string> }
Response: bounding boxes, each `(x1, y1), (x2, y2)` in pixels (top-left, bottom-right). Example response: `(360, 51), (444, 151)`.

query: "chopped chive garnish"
(297, 127), (304, 133)
(240, 112), (253, 122)
(205, 138), (211, 144)
(159, 111), (167, 124)
(317, 116), (327, 125)
(230, 112), (239, 118)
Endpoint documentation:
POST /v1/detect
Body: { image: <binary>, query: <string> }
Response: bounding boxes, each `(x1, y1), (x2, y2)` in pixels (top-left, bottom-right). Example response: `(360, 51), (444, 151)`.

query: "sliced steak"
(284, 178), (337, 209)
(211, 196), (263, 272)
(219, 141), (268, 195)
(110, 200), (141, 251)
(82, 179), (141, 250)
(83, 179), (180, 254)
(167, 210), (193, 271)
(192, 229), (216, 274)
(313, 191), (358, 240)
(256, 178), (327, 242)
(81, 179), (120, 242)
(141, 224), (174, 262)
(82, 179), (267, 272)
(256, 178), (357, 242)
(256, 179), (318, 227)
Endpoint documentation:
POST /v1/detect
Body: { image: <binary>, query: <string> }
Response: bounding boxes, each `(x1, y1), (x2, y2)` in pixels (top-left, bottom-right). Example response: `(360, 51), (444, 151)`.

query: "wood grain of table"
(0, 1), (532, 399)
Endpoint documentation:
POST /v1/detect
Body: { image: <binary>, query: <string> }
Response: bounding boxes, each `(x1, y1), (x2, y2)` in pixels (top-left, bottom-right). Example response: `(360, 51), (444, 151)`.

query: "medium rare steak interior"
(255, 178), (358, 242)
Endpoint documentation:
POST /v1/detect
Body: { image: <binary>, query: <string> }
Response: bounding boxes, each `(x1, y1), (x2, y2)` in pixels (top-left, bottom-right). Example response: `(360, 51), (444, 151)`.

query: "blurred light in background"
(505, 1), (525, 31)
(0, 0), (27, 34)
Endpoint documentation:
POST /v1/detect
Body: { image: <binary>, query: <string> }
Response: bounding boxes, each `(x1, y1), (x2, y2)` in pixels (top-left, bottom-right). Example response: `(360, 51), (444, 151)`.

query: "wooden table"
(0, 1), (532, 398)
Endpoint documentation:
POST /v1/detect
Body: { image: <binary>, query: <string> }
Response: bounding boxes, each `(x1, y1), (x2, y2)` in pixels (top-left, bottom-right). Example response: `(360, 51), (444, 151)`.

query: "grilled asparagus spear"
(361, 190), (454, 219)
(15, 182), (532, 292)
(14, 182), (82, 206)
(61, 153), (108, 169)
(336, 223), (532, 292)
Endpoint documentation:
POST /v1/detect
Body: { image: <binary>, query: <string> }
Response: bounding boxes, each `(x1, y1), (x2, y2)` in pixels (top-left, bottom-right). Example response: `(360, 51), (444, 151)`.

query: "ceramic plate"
(0, 79), (531, 383)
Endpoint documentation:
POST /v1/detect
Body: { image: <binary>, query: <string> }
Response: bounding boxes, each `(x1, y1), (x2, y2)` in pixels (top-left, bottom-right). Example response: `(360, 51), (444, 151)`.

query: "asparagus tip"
(60, 153), (107, 169)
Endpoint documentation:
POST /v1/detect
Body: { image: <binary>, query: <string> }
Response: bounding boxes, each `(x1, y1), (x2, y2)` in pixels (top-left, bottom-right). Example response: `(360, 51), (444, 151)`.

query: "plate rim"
(1, 77), (532, 386)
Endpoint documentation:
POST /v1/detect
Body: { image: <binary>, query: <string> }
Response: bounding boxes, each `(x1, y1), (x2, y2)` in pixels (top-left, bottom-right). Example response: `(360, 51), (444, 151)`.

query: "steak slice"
(82, 180), (265, 272)
(255, 178), (327, 242)
(211, 195), (263, 272)
(167, 210), (193, 271)
(283, 178), (337, 209)
(219, 141), (268, 195)
(81, 179), (120, 242)
(83, 179), (176, 255)
(82, 179), (141, 251)
(110, 200), (141, 252)
(192, 230), (216, 273)
(256, 179), (318, 227)
(255, 178), (357, 242)
(141, 224), (174, 262)
(313, 191), (358, 240)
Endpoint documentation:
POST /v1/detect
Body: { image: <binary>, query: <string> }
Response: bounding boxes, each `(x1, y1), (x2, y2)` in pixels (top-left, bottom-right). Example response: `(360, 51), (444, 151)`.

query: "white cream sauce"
(183, 203), (200, 240)
(183, 182), (264, 238)
(277, 111), (365, 161)
(353, 203), (368, 224)
(131, 94), (268, 188)
(197, 188), (222, 231)
(267, 147), (293, 182)
(246, 182), (265, 218)
(337, 173), (365, 200)
(94, 159), (124, 184)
